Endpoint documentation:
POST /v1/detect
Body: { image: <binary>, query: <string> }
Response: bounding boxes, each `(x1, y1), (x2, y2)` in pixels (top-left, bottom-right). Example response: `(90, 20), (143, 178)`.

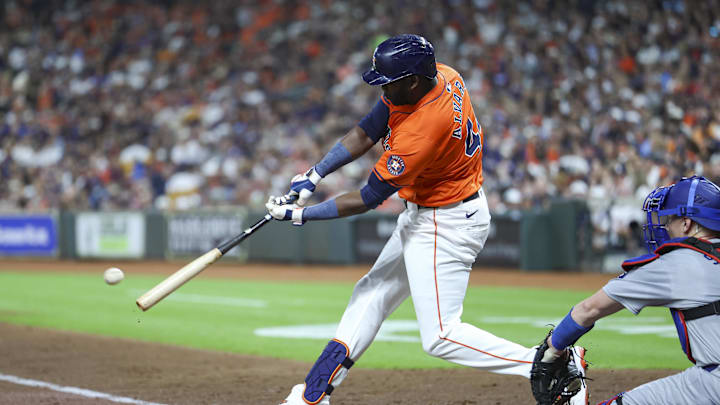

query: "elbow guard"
(360, 184), (384, 209)
(358, 100), (390, 143)
(360, 172), (399, 209)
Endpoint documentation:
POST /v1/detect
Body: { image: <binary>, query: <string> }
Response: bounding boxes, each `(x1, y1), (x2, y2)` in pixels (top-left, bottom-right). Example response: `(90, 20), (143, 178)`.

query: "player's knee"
(421, 335), (448, 358)
(422, 341), (443, 358)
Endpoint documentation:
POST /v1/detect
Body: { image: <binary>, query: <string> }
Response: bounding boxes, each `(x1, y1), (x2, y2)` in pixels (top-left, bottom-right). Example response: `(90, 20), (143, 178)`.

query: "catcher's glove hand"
(530, 330), (586, 405)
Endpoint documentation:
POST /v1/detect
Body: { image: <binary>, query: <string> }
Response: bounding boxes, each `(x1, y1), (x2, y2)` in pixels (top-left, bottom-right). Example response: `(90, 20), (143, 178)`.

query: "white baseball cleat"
(280, 384), (330, 405)
(567, 346), (589, 405)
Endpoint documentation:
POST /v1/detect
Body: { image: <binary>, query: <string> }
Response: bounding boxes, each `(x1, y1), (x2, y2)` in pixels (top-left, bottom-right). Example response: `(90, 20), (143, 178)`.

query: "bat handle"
(218, 214), (273, 254)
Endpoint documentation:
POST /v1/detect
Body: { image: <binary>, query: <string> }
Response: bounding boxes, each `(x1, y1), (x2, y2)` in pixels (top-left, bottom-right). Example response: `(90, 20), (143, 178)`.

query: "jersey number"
(464, 117), (482, 157)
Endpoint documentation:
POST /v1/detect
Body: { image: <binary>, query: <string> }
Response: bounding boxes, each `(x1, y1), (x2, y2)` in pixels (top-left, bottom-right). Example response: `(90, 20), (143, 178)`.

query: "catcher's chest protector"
(621, 237), (720, 364)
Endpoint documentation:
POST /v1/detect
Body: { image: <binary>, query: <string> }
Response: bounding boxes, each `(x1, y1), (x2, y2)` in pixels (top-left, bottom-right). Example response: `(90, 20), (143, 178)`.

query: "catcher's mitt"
(530, 330), (586, 405)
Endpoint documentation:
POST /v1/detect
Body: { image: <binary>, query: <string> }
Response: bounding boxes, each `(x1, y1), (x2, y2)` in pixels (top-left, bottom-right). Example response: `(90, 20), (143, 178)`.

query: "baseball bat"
(136, 214), (273, 311)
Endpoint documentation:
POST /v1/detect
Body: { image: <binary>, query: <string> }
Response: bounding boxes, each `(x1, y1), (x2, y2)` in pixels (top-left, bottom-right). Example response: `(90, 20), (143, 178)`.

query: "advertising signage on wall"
(476, 215), (521, 267)
(354, 213), (521, 267)
(354, 215), (397, 263)
(0, 215), (57, 256)
(166, 211), (247, 259)
(75, 212), (146, 258)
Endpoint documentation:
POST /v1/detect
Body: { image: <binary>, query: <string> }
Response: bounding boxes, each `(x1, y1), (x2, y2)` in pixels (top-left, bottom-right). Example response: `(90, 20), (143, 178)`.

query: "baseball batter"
(534, 176), (720, 405)
(266, 34), (587, 405)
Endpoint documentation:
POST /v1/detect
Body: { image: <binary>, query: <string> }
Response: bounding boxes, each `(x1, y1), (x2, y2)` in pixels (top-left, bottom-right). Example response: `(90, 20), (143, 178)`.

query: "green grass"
(0, 271), (689, 370)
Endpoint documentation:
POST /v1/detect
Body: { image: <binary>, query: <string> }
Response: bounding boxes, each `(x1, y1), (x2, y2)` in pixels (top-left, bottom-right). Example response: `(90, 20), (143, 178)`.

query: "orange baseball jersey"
(372, 63), (484, 206)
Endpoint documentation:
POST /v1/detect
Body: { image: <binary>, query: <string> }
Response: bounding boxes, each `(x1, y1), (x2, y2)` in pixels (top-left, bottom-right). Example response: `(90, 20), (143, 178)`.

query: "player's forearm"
(572, 290), (624, 326)
(547, 289), (625, 351)
(339, 126), (376, 160)
(335, 190), (371, 217)
(300, 191), (369, 223)
(314, 126), (374, 178)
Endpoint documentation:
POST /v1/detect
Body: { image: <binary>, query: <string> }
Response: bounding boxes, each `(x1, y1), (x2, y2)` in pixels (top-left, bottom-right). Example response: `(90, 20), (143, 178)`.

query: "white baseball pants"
(334, 189), (534, 376)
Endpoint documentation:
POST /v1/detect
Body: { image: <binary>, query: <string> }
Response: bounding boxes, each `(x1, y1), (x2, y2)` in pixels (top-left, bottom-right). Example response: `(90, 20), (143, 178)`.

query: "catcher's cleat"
(549, 348), (589, 405)
(280, 384), (330, 405)
(566, 346), (589, 405)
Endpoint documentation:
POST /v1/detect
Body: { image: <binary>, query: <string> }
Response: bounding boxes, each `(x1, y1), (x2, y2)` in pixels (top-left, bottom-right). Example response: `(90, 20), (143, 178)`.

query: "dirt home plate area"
(1, 261), (674, 404)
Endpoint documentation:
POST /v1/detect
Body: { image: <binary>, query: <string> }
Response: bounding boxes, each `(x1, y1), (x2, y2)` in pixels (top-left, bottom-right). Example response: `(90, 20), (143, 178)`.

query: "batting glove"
(265, 196), (305, 226)
(286, 167), (323, 206)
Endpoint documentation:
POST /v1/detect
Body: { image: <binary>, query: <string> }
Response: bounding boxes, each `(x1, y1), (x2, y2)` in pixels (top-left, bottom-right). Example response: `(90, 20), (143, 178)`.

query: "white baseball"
(104, 267), (124, 285)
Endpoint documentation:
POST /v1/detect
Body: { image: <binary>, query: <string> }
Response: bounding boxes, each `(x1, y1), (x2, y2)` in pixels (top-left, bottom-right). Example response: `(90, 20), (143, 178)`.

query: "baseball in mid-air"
(104, 267), (125, 285)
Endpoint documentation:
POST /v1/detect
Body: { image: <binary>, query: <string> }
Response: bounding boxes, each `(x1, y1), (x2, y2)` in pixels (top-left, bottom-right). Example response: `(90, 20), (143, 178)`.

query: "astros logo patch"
(387, 155), (405, 176)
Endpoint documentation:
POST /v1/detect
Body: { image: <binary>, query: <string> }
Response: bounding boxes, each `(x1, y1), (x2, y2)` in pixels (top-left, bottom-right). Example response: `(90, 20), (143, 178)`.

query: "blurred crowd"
(1, 0), (719, 251)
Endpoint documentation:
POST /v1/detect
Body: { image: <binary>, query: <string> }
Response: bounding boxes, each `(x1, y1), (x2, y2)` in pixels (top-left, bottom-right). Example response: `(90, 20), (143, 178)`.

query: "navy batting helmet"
(642, 175), (720, 252)
(362, 34), (436, 86)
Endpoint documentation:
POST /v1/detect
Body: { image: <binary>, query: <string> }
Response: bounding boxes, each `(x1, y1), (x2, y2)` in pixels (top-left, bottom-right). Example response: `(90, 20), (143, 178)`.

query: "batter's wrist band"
(307, 167), (323, 184)
(315, 142), (352, 177)
(551, 308), (593, 350)
(291, 208), (304, 225)
(303, 199), (340, 221)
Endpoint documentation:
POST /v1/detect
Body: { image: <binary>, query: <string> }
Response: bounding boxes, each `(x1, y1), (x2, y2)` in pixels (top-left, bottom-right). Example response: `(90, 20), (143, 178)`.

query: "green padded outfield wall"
(520, 199), (591, 271)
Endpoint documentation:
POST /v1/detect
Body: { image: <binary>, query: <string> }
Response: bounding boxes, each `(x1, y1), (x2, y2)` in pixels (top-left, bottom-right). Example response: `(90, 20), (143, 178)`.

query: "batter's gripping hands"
(286, 167), (323, 206)
(530, 331), (586, 405)
(266, 196), (305, 226)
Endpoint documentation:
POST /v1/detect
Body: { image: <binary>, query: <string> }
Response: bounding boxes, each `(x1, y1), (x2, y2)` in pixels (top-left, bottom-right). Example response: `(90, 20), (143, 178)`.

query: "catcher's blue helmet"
(642, 175), (720, 252)
(362, 34), (436, 86)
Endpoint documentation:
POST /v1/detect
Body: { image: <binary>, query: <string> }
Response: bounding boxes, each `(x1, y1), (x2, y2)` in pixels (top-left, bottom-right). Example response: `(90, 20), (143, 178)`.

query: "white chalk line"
(0, 373), (167, 405)
(255, 320), (421, 342)
(255, 316), (679, 341)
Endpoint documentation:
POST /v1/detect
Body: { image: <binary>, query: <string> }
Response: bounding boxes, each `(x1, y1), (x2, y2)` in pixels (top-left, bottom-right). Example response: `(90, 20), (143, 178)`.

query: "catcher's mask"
(642, 175), (720, 253)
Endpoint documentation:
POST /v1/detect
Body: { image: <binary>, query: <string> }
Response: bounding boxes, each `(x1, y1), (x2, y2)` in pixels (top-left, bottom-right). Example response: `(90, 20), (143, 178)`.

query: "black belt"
(407, 191), (479, 210)
(703, 364), (718, 372)
(682, 300), (720, 321)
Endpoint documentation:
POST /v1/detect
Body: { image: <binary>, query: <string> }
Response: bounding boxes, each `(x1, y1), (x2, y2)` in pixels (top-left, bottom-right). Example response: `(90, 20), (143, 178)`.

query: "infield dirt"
(0, 260), (675, 404)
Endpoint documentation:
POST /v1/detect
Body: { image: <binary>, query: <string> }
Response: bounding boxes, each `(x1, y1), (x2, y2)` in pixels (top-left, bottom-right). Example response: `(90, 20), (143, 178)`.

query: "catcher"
(531, 175), (720, 405)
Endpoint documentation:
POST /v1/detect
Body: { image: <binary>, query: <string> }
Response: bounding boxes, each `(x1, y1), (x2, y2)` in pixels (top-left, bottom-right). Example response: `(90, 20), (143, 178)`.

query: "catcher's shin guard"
(303, 339), (354, 404)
